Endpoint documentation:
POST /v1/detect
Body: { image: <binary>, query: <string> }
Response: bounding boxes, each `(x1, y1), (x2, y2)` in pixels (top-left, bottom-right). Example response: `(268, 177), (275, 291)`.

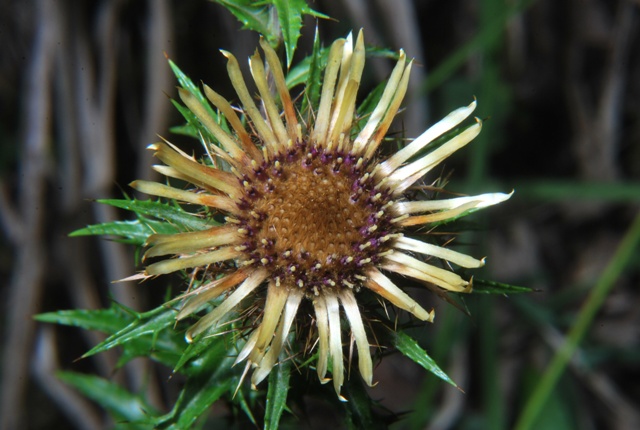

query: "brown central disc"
(253, 159), (369, 268)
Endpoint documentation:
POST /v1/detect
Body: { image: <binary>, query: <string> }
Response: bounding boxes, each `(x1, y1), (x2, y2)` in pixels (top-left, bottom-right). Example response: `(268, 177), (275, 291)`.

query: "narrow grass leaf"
(515, 212), (640, 430)
(423, 0), (536, 92)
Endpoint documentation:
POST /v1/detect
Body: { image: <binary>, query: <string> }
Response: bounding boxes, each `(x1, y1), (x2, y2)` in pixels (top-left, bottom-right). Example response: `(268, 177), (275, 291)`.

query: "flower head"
(132, 30), (511, 397)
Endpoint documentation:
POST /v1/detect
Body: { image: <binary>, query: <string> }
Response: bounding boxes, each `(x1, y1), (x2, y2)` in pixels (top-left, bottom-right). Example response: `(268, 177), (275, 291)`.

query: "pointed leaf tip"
(393, 330), (457, 387)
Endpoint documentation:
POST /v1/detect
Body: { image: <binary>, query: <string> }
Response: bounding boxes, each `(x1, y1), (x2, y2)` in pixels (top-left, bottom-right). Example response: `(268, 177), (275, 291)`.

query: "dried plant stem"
(32, 327), (102, 430)
(0, 0), (55, 427)
(565, 0), (636, 181)
(135, 0), (173, 182)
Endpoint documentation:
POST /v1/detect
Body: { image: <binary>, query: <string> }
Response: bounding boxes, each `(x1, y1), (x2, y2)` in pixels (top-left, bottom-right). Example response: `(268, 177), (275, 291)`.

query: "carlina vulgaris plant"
(128, 29), (512, 400)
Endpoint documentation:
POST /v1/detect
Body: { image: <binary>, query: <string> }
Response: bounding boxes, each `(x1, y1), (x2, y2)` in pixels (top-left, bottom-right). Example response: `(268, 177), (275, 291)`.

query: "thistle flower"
(131, 30), (511, 398)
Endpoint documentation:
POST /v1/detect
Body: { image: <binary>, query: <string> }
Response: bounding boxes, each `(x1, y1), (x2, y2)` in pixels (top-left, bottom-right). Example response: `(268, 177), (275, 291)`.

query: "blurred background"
(1, 0), (639, 428)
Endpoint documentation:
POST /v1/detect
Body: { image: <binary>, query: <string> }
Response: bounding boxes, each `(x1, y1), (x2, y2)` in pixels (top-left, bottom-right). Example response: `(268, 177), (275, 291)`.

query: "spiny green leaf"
(58, 371), (160, 425)
(70, 218), (179, 246)
(173, 331), (226, 375)
(154, 338), (236, 429)
(356, 81), (387, 118)
(343, 376), (379, 430)
(234, 382), (258, 426)
(355, 80), (387, 136)
(83, 305), (178, 358)
(170, 99), (218, 145)
(287, 43), (398, 90)
(169, 58), (238, 152)
(472, 278), (533, 295)
(285, 43), (329, 90)
(273, 0), (329, 68)
(158, 375), (230, 430)
(212, 0), (329, 69)
(34, 305), (133, 334)
(70, 199), (217, 246)
(211, 0), (278, 46)
(168, 59), (217, 120)
(172, 302), (242, 374)
(264, 358), (291, 430)
(115, 328), (184, 370)
(365, 45), (400, 61)
(169, 123), (199, 139)
(96, 198), (218, 231)
(272, 0), (299, 68)
(393, 330), (457, 387)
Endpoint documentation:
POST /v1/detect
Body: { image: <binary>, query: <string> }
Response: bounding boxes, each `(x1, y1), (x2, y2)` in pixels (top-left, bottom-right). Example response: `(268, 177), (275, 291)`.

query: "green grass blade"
(423, 0), (536, 93)
(514, 212), (640, 430)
